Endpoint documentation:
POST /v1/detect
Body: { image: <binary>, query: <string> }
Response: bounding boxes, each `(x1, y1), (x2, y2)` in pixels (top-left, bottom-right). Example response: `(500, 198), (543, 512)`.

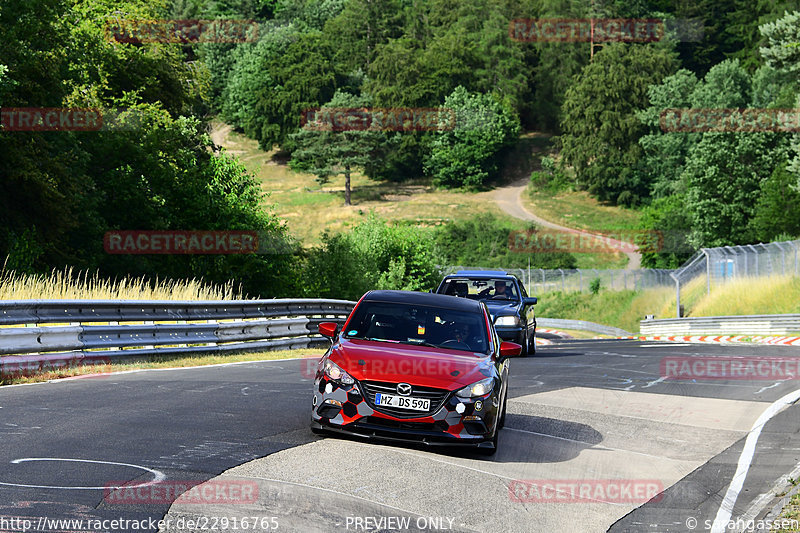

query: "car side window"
(519, 282), (528, 298)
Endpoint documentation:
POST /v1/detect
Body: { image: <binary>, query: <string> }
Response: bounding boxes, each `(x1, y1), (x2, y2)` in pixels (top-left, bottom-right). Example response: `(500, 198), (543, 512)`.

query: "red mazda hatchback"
(310, 290), (521, 455)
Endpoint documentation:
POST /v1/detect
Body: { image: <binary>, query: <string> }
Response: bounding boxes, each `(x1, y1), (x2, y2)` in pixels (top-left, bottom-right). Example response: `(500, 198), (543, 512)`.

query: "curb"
(628, 335), (800, 346)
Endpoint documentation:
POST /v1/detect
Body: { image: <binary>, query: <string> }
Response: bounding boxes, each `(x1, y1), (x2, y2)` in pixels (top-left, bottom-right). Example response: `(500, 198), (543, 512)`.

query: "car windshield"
(440, 278), (519, 302)
(343, 301), (489, 354)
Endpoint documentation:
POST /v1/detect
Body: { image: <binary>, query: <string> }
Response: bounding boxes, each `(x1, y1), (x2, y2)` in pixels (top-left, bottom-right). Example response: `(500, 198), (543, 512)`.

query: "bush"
(433, 213), (577, 269)
(303, 214), (441, 300)
(589, 277), (601, 295)
(424, 86), (520, 189)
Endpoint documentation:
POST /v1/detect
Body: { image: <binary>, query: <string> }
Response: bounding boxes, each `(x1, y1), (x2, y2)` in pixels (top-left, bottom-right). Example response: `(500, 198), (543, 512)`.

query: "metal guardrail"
(640, 314), (800, 336)
(537, 318), (632, 337)
(0, 299), (356, 376)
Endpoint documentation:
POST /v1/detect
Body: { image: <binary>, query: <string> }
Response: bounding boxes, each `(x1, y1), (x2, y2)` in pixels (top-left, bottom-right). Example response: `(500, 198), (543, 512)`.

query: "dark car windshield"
(440, 278), (519, 302)
(343, 301), (490, 354)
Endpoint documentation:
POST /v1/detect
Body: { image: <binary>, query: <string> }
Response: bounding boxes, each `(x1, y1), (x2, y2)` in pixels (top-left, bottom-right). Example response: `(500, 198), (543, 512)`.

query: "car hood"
(329, 338), (494, 390)
(483, 299), (519, 318)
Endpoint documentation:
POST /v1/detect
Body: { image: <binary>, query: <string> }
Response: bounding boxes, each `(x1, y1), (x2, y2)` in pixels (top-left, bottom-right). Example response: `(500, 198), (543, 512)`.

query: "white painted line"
(642, 376), (667, 388)
(734, 459), (800, 532)
(711, 387), (800, 533)
(640, 343), (691, 347)
(0, 457), (166, 490)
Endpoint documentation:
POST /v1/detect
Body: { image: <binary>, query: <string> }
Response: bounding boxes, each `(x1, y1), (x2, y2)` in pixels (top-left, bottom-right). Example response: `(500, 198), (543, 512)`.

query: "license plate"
(374, 393), (430, 411)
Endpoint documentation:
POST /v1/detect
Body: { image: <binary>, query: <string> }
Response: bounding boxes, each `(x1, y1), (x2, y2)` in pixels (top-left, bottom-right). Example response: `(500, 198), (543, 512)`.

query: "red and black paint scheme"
(310, 290), (521, 455)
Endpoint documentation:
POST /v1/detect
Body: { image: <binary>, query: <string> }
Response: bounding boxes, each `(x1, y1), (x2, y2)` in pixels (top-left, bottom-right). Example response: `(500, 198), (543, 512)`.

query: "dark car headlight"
(323, 359), (355, 385)
(495, 316), (520, 327)
(455, 377), (495, 399)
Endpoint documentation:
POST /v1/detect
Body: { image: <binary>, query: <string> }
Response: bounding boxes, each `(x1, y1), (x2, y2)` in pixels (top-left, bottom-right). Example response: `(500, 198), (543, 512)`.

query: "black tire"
(518, 332), (528, 357)
(498, 389), (507, 429)
(528, 332), (536, 356)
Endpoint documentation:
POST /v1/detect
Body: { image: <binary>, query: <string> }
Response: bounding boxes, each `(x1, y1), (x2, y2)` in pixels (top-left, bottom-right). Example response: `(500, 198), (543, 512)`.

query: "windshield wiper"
(403, 339), (442, 349)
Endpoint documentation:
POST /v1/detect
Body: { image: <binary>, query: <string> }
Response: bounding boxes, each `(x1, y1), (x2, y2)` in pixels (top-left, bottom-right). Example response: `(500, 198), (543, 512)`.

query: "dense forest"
(2, 0), (800, 298)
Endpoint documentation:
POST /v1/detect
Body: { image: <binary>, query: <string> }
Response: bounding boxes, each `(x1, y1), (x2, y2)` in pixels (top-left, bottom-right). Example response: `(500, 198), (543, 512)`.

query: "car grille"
(360, 381), (451, 418)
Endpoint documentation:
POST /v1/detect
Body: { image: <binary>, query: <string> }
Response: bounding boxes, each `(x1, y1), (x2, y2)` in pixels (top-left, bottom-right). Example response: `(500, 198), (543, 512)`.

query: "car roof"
(446, 271), (519, 281)
(362, 290), (484, 312)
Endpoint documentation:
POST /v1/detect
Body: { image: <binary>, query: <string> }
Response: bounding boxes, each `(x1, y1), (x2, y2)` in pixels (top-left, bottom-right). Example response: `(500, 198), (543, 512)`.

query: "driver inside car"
(493, 280), (511, 298)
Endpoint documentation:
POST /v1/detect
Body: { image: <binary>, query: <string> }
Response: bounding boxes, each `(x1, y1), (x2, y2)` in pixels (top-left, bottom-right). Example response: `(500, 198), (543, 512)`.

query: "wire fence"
(439, 266), (674, 294)
(670, 239), (800, 317)
(444, 238), (800, 318)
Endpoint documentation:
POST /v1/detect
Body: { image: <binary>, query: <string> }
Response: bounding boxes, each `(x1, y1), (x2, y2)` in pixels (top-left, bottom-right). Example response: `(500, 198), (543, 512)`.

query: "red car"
(310, 290), (521, 455)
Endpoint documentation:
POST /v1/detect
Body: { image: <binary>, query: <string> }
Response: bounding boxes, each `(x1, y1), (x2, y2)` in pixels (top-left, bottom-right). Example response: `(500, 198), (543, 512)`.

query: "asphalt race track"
(1, 338), (800, 533)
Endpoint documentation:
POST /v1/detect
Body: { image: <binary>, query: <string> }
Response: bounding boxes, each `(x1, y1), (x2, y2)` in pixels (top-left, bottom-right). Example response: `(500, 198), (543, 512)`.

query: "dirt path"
(209, 122), (245, 155)
(494, 178), (642, 270)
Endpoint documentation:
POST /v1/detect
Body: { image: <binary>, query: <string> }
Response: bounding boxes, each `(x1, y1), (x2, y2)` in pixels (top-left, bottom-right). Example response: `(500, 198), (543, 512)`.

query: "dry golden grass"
(1, 348), (320, 386)
(0, 267), (244, 301)
(537, 275), (800, 332)
(218, 124), (627, 269)
(691, 275), (800, 316)
(219, 124), (526, 245)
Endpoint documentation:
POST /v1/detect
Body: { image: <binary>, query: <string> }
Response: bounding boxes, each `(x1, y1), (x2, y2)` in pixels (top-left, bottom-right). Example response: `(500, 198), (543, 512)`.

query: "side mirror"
(499, 341), (522, 359)
(318, 322), (339, 339)
(523, 297), (537, 306)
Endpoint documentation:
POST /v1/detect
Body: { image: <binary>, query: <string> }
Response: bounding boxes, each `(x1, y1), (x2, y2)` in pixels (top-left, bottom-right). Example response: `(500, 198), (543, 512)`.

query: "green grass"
(777, 491), (800, 531)
(536, 287), (673, 333)
(216, 123), (632, 268)
(523, 187), (643, 232)
(220, 124), (519, 245)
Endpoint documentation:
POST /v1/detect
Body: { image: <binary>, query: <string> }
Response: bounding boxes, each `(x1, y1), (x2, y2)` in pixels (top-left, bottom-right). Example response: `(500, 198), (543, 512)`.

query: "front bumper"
(494, 325), (524, 343)
(311, 376), (499, 447)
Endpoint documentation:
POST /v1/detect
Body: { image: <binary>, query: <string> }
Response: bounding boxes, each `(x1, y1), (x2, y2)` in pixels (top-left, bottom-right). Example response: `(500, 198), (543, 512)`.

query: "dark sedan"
(435, 270), (537, 355)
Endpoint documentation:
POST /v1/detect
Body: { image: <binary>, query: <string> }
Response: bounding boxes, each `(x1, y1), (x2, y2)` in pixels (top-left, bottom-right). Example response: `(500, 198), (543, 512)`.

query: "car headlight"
(324, 359), (355, 385)
(455, 377), (495, 398)
(495, 316), (520, 327)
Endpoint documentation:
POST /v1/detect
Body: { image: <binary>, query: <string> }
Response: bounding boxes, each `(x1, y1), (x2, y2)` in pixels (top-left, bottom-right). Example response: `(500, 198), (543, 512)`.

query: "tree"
(747, 164), (800, 241)
(289, 91), (389, 205)
(559, 43), (678, 205)
(424, 86), (520, 189)
(636, 69), (700, 198)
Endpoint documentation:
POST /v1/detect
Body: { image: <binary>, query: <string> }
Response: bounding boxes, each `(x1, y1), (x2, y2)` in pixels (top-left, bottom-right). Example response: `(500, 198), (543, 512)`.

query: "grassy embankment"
(536, 276), (800, 333)
(217, 123), (630, 268)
